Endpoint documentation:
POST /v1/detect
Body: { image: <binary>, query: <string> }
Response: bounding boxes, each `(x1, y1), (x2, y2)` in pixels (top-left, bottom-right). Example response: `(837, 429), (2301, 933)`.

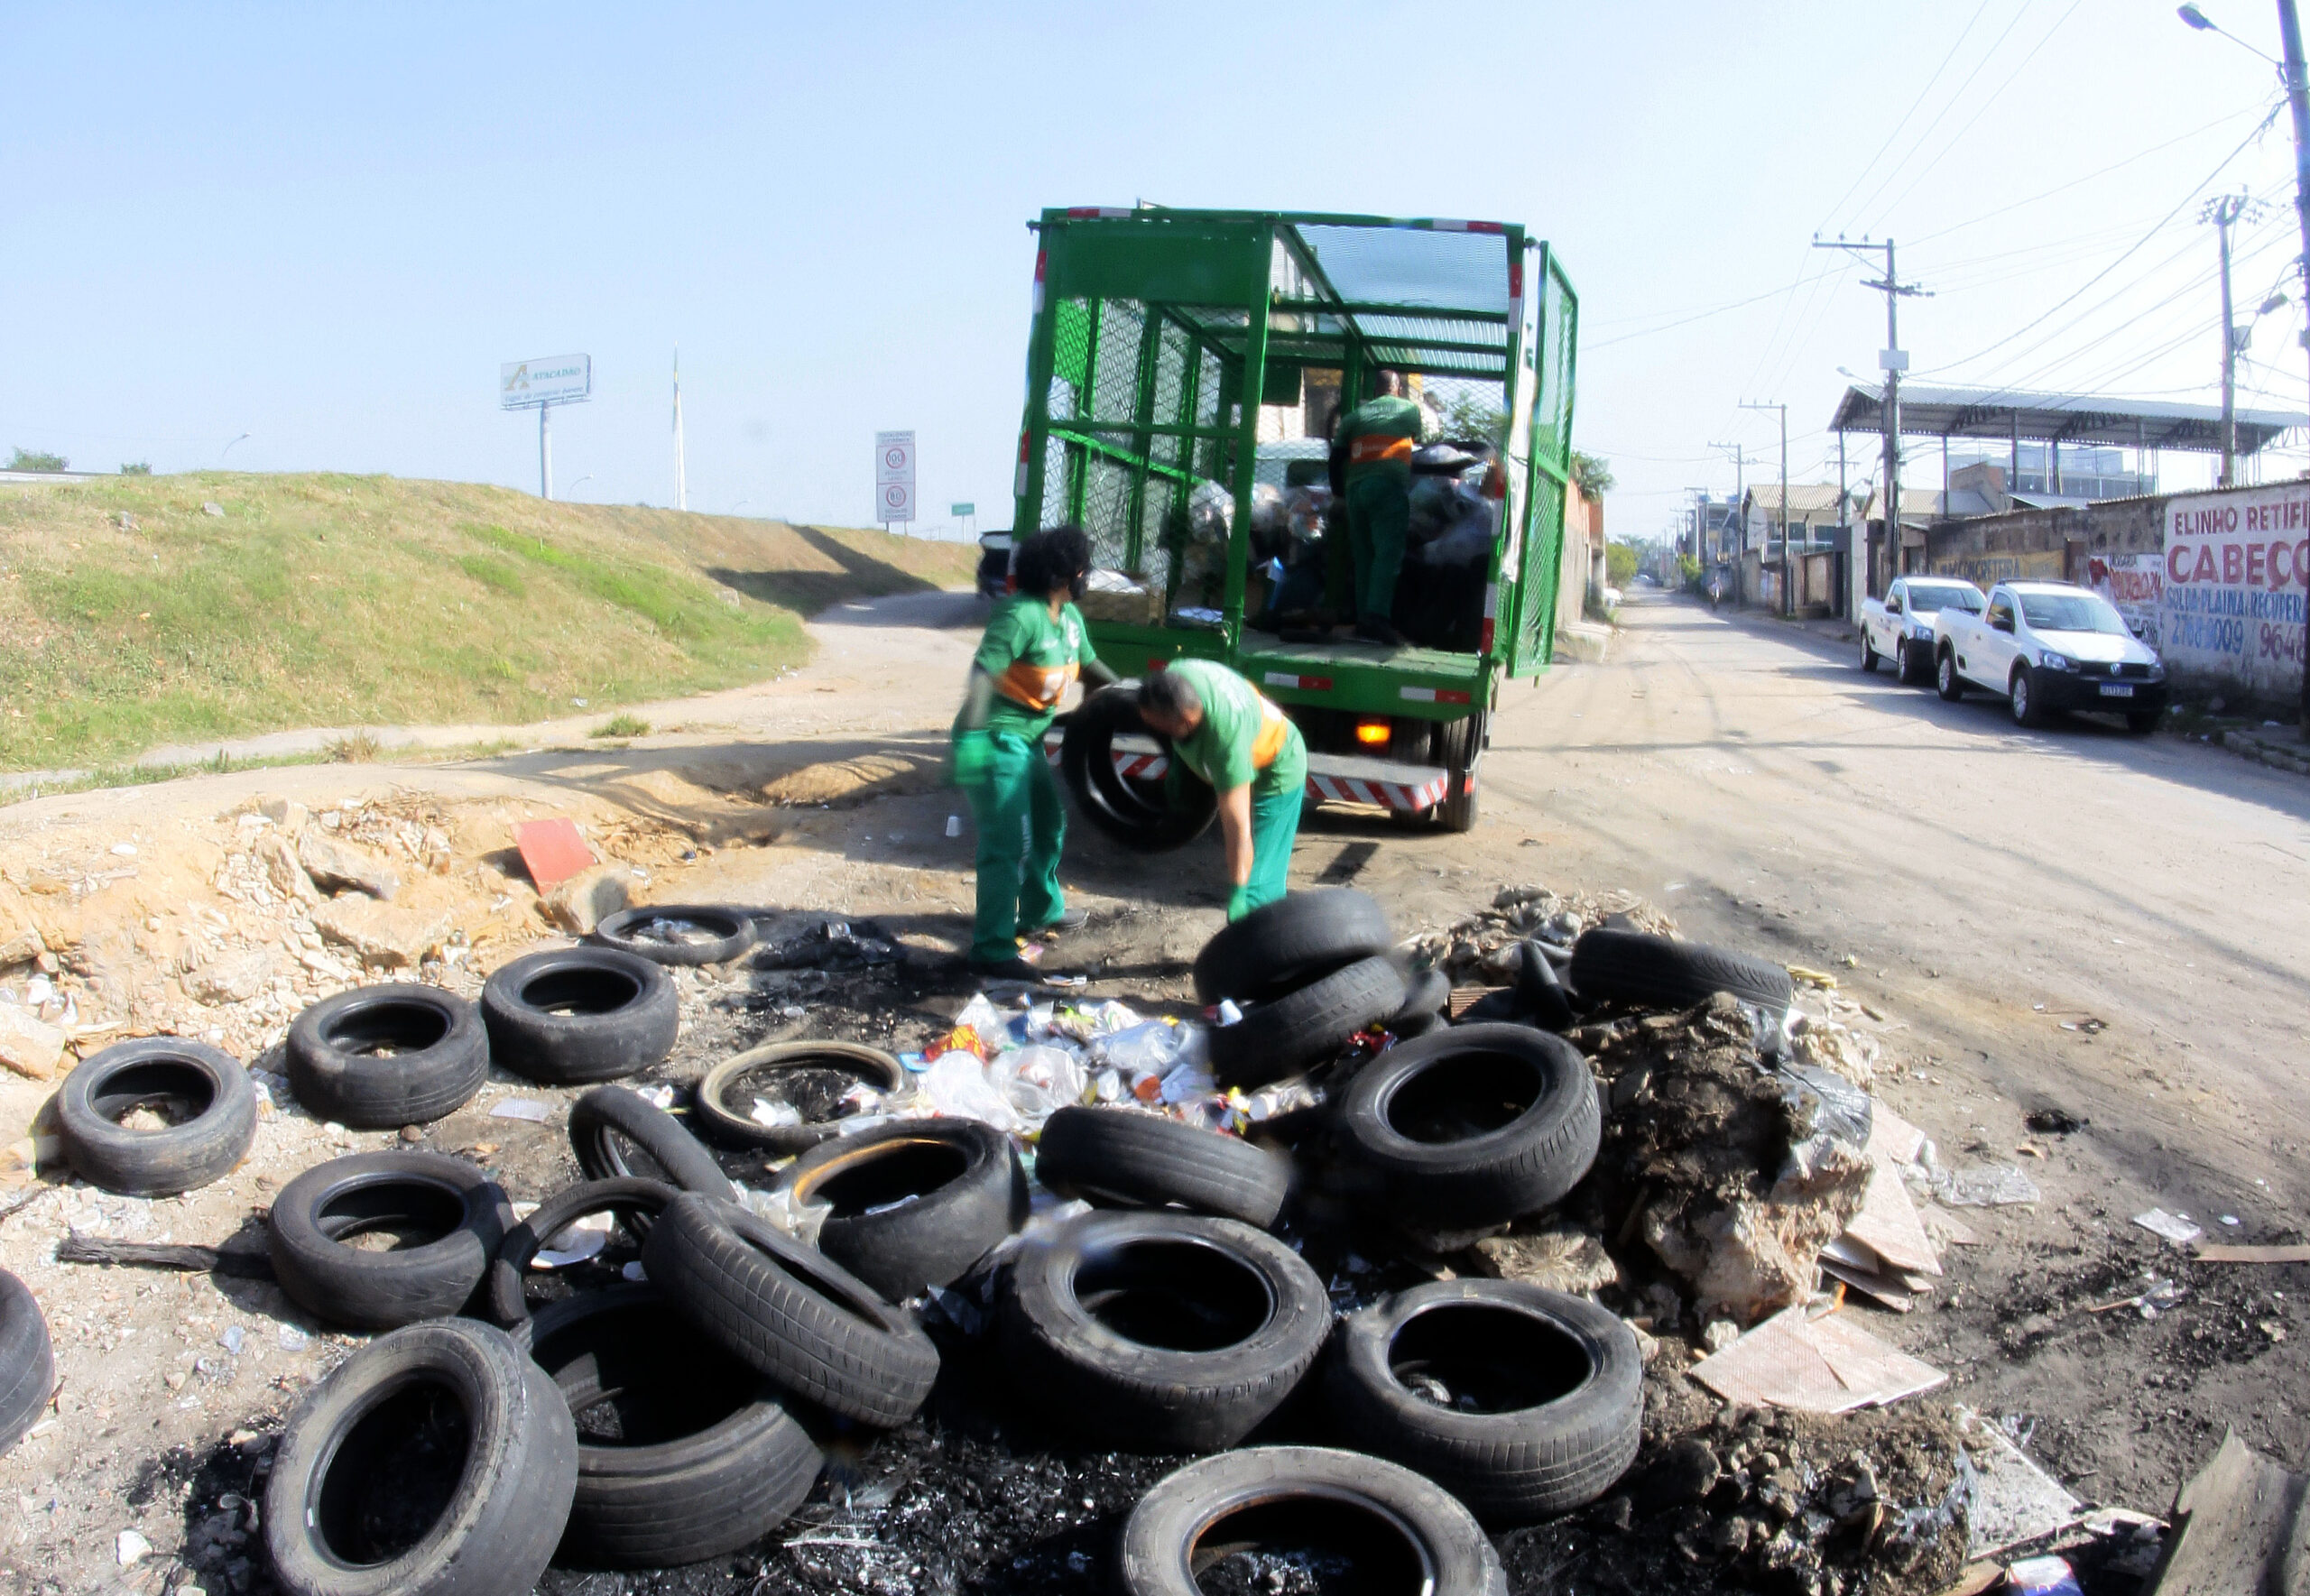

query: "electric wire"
(1847, 0), (2044, 229)
(1817, 0), (1998, 236)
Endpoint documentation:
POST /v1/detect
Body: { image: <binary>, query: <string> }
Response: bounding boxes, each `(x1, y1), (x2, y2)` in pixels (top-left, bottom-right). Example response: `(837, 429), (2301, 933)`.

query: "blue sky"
(4, 2), (2305, 542)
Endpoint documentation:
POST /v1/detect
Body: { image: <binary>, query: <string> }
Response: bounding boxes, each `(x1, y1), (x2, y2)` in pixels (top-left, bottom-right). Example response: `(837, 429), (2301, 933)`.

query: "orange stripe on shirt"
(994, 659), (1076, 711)
(1251, 697), (1289, 768)
(1348, 435), (1414, 465)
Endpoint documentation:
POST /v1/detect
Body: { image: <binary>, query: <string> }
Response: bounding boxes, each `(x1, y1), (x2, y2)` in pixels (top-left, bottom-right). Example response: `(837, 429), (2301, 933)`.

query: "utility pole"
(1817, 237), (1929, 597)
(2203, 193), (2262, 485)
(1742, 401), (1789, 613)
(2282, 0), (2310, 729)
(1708, 441), (1750, 569)
(540, 404), (553, 501)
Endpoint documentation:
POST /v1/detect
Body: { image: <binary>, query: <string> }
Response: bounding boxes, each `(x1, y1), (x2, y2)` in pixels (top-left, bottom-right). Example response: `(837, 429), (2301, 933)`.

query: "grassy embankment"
(0, 473), (977, 774)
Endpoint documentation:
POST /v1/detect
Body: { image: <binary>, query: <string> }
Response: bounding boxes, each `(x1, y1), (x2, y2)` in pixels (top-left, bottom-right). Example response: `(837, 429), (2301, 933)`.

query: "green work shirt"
(966, 596), (1099, 740)
(1336, 393), (1423, 486)
(1162, 659), (1306, 801)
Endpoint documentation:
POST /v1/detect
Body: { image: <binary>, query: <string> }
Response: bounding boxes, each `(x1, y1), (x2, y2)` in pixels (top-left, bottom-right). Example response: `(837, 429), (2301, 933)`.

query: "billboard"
(2162, 484), (2308, 698)
(875, 430), (916, 524)
(2085, 552), (2164, 649)
(501, 355), (593, 410)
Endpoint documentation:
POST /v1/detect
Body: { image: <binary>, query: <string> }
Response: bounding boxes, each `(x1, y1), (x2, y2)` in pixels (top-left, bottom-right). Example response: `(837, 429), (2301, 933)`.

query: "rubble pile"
(1400, 882), (1676, 984)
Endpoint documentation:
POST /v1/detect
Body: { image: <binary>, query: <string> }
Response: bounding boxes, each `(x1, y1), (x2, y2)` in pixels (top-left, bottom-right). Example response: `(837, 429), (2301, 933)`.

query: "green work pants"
(1243, 782), (1303, 913)
(1345, 474), (1410, 623)
(962, 730), (1066, 964)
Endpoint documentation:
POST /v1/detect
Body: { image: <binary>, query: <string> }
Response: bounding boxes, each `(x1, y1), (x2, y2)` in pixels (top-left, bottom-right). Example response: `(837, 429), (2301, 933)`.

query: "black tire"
(0, 1270), (53, 1461)
(2128, 709), (2159, 733)
(481, 946), (678, 1086)
(1936, 646), (1965, 701)
(1191, 889), (1394, 1005)
(590, 905), (759, 967)
(1434, 711), (1483, 834)
(485, 1176), (679, 1336)
(1061, 685), (1217, 853)
(996, 1209), (1330, 1453)
(1391, 1006), (1446, 1039)
(286, 983), (489, 1130)
(773, 1120), (1026, 1302)
(527, 1284), (821, 1567)
(691, 1040), (905, 1154)
(1568, 927), (1793, 1012)
(639, 1194), (938, 1426)
(263, 1317), (578, 1596)
(1207, 955), (1406, 1090)
(267, 1151), (515, 1332)
(1858, 631), (1879, 673)
(2011, 665), (2051, 728)
(1397, 965), (1451, 1019)
(1898, 637), (1930, 685)
(1037, 1106), (1292, 1229)
(55, 1038), (255, 1196)
(1117, 1446), (1507, 1596)
(1513, 942), (1579, 1032)
(568, 1085), (736, 1214)
(1333, 1024), (1602, 1229)
(1326, 1280), (1644, 1525)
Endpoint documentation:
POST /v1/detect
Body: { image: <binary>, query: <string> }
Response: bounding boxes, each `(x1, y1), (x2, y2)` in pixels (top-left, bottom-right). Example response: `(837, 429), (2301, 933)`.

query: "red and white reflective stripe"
(1014, 429), (1031, 499)
(1030, 249), (1047, 315)
(1307, 770), (1450, 811)
(1066, 207), (1132, 219)
(1429, 219), (1507, 235)
(1399, 686), (1473, 705)
(1261, 671), (1333, 692)
(1481, 584), (1498, 653)
(1507, 256), (1524, 326)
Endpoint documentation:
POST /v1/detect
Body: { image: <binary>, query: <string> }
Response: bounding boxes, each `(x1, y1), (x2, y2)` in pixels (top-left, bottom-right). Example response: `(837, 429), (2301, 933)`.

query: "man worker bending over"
(1137, 660), (1306, 921)
(1334, 369), (1422, 647)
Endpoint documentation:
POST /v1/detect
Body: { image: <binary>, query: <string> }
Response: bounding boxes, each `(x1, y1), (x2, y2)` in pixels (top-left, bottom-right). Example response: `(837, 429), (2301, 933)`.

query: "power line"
(1848, 0), (2044, 228)
(1819, 0), (1998, 235)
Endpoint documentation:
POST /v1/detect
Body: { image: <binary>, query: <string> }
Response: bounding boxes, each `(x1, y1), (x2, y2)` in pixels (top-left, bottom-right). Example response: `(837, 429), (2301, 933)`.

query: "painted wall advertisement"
(2162, 484), (2307, 699)
(2085, 552), (2163, 650)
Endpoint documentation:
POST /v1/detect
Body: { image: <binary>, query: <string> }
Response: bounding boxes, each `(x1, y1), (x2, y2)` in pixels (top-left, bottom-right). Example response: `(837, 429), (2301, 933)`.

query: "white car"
(1858, 577), (1983, 686)
(1933, 579), (2169, 731)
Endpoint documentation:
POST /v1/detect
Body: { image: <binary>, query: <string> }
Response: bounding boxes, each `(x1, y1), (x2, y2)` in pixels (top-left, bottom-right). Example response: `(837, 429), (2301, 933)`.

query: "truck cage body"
(1011, 208), (1579, 776)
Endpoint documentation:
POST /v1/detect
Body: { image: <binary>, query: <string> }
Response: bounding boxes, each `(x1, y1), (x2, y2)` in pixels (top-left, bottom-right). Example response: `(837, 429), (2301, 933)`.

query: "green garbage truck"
(1013, 207), (1577, 832)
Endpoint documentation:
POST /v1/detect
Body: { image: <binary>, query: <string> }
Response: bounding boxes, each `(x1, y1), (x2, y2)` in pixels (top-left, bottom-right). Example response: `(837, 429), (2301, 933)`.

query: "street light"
(220, 432), (250, 461)
(569, 475), (594, 496)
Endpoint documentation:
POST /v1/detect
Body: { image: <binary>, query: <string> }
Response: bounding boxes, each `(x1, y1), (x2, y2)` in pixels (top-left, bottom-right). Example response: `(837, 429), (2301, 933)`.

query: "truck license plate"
(2099, 683), (2135, 698)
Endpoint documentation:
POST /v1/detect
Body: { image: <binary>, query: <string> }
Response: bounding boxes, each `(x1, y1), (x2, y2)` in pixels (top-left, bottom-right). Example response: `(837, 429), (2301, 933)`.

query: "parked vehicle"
(1859, 577), (1984, 685)
(1933, 579), (2167, 731)
(975, 532), (1013, 601)
(1012, 207), (1580, 831)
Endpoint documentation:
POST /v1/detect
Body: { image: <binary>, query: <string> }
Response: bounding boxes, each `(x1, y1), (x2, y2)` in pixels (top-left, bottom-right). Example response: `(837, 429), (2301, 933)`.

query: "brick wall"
(1920, 494), (2164, 587)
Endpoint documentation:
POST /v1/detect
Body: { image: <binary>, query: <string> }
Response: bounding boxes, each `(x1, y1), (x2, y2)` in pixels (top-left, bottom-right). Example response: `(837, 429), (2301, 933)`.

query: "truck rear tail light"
(1354, 720), (1391, 747)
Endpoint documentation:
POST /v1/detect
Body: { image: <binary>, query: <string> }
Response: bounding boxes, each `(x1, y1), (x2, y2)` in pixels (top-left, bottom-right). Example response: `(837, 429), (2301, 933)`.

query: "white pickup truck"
(1858, 576), (1985, 685)
(1933, 579), (2169, 731)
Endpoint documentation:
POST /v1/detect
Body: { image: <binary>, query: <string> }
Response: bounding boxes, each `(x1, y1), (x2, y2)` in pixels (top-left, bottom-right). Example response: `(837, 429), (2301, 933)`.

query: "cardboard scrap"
(514, 817), (595, 892)
(2148, 1430), (2310, 1596)
(1959, 1408), (2084, 1556)
(1691, 1303), (1947, 1413)
(2194, 1242), (2310, 1264)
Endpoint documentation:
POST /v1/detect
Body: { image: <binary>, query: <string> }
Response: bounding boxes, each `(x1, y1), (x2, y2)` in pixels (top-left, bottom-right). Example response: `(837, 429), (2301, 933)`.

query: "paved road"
(1479, 589), (2310, 1219)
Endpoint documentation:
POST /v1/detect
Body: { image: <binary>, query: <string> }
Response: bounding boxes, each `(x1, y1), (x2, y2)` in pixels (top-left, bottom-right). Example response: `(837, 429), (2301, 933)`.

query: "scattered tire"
(528, 1283), (821, 1567)
(267, 1151), (515, 1331)
(1061, 686), (1217, 853)
(263, 1316), (578, 1596)
(1207, 955), (1406, 1090)
(1332, 1023), (1601, 1230)
(1396, 965), (1451, 1019)
(1037, 1106), (1291, 1230)
(1513, 941), (1579, 1031)
(1391, 1007), (1446, 1038)
(55, 1038), (255, 1197)
(485, 1176), (679, 1337)
(773, 1119), (1026, 1302)
(1191, 889), (1394, 1004)
(691, 1040), (905, 1155)
(481, 946), (678, 1085)
(568, 1085), (736, 1213)
(286, 983), (488, 1129)
(1116, 1445), (1507, 1596)
(639, 1194), (938, 1426)
(1326, 1280), (1643, 1524)
(997, 1209), (1330, 1453)
(1568, 927), (1793, 1013)
(590, 905), (759, 967)
(0, 1270), (54, 1462)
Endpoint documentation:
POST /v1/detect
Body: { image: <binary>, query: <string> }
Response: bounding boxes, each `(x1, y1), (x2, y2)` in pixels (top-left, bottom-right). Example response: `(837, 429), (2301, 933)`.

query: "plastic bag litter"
(987, 1044), (1088, 1126)
(1091, 1019), (1203, 1077)
(1041, 999), (1141, 1045)
(750, 1097), (803, 1130)
(919, 1050), (1023, 1133)
(2132, 1208), (2203, 1244)
(1927, 1160), (2041, 1207)
(1776, 1063), (1874, 1184)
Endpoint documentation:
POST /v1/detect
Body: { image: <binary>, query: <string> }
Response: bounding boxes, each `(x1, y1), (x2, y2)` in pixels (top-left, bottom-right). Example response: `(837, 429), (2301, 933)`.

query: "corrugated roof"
(1829, 383), (2306, 453)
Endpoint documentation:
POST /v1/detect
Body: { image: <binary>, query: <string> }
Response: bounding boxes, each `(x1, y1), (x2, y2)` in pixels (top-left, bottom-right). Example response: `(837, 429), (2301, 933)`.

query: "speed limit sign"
(874, 430), (915, 524)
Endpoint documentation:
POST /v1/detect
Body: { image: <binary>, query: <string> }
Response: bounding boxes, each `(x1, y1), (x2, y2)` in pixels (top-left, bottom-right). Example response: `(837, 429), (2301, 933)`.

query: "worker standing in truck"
(1334, 369), (1423, 647)
(951, 525), (1117, 981)
(1136, 660), (1306, 920)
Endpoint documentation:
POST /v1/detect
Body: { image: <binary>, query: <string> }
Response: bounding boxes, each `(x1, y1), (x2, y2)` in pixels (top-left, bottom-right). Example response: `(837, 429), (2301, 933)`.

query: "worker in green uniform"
(952, 526), (1116, 981)
(1334, 369), (1424, 647)
(1136, 660), (1306, 920)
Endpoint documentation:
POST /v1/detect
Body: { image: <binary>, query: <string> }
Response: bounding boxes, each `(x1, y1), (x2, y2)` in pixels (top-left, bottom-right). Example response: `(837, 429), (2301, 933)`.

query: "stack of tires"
(1193, 890), (1419, 1087)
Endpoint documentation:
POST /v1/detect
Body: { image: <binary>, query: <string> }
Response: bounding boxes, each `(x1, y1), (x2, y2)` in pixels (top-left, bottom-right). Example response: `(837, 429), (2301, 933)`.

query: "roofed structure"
(1829, 383), (2305, 456)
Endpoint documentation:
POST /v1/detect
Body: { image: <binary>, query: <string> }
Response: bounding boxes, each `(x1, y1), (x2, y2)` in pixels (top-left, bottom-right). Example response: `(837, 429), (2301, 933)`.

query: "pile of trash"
(1402, 882), (1678, 985)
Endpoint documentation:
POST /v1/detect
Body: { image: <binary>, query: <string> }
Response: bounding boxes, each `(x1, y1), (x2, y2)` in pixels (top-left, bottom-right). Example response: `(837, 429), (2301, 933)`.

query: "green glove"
(953, 732), (994, 788)
(1226, 885), (1254, 921)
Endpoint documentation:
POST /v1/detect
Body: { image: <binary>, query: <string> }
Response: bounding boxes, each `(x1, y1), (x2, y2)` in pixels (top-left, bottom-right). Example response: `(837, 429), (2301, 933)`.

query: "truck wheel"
(1433, 712), (1483, 834)
(2010, 667), (2049, 728)
(1936, 649), (1965, 701)
(1857, 632), (1879, 673)
(1897, 639), (1927, 684)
